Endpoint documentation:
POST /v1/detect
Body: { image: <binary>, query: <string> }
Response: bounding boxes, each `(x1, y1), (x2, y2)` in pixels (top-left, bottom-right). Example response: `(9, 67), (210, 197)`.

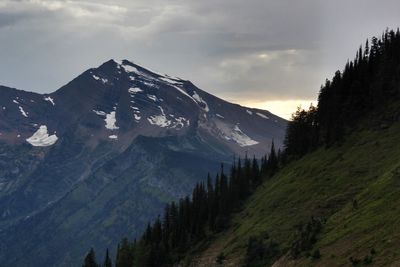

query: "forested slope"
(190, 122), (400, 266)
(188, 28), (400, 267)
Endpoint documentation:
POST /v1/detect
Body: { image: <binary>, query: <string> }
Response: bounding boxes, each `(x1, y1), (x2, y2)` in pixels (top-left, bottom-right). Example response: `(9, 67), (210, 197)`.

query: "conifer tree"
(364, 39), (370, 59)
(103, 249), (112, 267)
(116, 238), (134, 267)
(267, 140), (278, 174)
(82, 248), (98, 267)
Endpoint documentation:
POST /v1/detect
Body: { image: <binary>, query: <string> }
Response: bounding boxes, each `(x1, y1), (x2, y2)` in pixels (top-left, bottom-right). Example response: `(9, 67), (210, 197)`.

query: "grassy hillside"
(188, 122), (400, 266)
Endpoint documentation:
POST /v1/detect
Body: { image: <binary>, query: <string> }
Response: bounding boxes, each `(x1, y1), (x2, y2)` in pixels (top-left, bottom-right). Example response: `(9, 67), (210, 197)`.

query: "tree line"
(82, 142), (282, 267)
(285, 28), (400, 157)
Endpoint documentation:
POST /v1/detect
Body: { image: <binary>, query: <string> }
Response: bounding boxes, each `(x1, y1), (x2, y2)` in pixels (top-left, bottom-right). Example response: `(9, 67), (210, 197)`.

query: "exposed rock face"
(0, 59), (287, 266)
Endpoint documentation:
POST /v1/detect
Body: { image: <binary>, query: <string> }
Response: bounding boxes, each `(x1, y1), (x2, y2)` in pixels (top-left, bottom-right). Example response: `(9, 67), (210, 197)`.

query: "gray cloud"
(0, 0), (399, 104)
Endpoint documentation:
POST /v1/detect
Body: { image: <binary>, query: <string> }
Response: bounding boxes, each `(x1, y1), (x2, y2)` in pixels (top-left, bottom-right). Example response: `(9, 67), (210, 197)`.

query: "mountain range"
(0, 59), (286, 266)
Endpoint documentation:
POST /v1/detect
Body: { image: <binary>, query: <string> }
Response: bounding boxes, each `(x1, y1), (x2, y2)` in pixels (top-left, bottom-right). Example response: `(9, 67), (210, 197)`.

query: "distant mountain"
(0, 59), (286, 266)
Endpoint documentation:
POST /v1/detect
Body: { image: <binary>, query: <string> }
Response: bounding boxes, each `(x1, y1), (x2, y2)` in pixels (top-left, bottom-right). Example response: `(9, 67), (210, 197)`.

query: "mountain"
(98, 30), (400, 266)
(0, 59), (287, 267)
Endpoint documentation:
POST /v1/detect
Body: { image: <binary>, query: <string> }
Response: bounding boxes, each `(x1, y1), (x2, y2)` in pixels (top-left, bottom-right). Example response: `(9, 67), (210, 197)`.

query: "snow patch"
(92, 74), (108, 84)
(172, 116), (190, 129)
(19, 106), (28, 117)
(128, 87), (143, 94)
(229, 125), (259, 147)
(108, 135), (118, 140)
(13, 100), (19, 104)
(159, 76), (183, 85)
(216, 114), (224, 119)
(147, 106), (189, 129)
(147, 94), (159, 102)
(217, 123), (259, 147)
(93, 110), (119, 130)
(147, 106), (170, 127)
(121, 64), (141, 75)
(192, 91), (209, 112)
(26, 125), (58, 147)
(117, 60), (181, 84)
(172, 85), (196, 103)
(105, 111), (119, 130)
(246, 110), (253, 115)
(118, 61), (156, 82)
(140, 81), (159, 88)
(93, 110), (106, 116)
(256, 112), (269, 119)
(139, 65), (169, 78)
(44, 96), (55, 106)
(130, 106), (141, 121)
(118, 61), (194, 104)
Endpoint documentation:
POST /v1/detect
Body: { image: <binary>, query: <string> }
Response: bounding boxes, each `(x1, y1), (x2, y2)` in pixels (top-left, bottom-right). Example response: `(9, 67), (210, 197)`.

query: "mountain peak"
(1, 58), (286, 158)
(104, 59), (185, 83)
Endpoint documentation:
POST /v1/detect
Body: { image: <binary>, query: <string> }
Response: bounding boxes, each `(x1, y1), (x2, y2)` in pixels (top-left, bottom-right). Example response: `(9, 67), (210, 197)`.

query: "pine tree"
(162, 204), (171, 252)
(116, 238), (134, 267)
(207, 173), (217, 231)
(103, 249), (112, 267)
(267, 140), (278, 174)
(82, 248), (98, 267)
(252, 155), (260, 186)
(364, 39), (370, 59)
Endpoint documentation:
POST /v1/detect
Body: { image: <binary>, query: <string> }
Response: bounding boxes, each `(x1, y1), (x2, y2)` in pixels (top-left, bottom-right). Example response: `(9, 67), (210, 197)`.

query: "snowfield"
(231, 125), (259, 146)
(147, 106), (189, 129)
(93, 110), (119, 130)
(26, 125), (58, 147)
(216, 122), (259, 147)
(147, 106), (171, 128)
(105, 111), (119, 130)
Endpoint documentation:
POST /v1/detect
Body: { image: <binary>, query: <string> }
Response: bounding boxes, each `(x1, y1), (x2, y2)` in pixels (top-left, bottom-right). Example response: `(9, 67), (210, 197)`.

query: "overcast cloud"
(1, 0), (400, 117)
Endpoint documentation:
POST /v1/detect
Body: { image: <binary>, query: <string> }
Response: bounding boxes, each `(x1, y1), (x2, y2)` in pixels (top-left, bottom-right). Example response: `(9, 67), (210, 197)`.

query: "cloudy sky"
(1, 0), (399, 118)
